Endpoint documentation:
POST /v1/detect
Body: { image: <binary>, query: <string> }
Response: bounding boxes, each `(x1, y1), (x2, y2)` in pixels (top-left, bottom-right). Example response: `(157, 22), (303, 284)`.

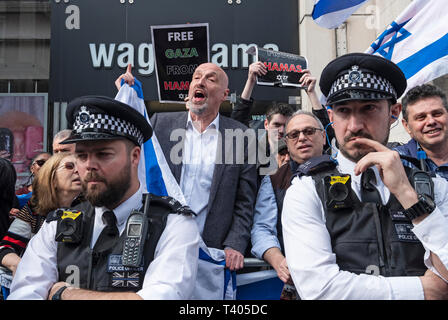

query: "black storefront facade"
(1, 0), (301, 183)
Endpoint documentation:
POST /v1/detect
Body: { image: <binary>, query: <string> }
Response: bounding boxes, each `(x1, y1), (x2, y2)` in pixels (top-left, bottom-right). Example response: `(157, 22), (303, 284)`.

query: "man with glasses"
(231, 62), (334, 175)
(282, 53), (448, 299)
(8, 96), (200, 300)
(251, 110), (326, 299)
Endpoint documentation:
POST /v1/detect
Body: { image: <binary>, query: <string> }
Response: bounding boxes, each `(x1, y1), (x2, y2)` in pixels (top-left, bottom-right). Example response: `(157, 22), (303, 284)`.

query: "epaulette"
(147, 193), (196, 216)
(45, 200), (90, 223)
(292, 154), (338, 180)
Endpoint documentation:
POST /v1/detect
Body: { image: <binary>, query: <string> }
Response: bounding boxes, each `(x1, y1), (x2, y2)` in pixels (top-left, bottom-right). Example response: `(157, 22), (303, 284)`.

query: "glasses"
(33, 159), (46, 167)
(57, 161), (76, 171)
(285, 127), (323, 140)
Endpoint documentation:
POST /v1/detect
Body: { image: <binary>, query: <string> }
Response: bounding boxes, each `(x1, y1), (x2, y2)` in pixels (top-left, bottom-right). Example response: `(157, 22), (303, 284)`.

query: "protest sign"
(151, 23), (209, 103)
(247, 46), (307, 88)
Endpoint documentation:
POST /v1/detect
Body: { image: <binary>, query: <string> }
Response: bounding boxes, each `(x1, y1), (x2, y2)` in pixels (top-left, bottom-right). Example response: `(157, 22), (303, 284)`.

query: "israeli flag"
(115, 79), (183, 200)
(312, 0), (369, 29)
(366, 0), (448, 93)
(114, 81), (236, 300)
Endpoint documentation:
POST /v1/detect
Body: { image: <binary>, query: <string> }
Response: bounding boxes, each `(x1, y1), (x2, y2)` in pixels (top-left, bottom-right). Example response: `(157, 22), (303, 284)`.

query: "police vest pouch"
(323, 174), (352, 210)
(55, 209), (84, 244)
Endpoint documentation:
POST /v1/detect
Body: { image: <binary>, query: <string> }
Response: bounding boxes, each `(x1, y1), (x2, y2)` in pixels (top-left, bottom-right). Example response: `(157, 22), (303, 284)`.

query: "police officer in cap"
(282, 53), (448, 299)
(8, 96), (200, 300)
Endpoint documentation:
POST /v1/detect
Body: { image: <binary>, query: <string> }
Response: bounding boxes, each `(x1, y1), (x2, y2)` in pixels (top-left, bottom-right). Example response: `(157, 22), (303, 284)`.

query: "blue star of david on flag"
(370, 20), (411, 60)
(366, 0), (448, 91)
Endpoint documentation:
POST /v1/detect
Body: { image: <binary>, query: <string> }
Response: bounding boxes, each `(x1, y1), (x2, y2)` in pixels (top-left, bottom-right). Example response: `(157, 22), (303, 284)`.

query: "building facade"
(1, 0), (447, 161)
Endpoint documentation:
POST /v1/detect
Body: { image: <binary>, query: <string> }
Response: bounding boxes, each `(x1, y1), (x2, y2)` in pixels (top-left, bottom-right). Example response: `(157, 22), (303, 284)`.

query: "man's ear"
(327, 107), (334, 124)
(402, 118), (413, 136)
(131, 145), (141, 167)
(264, 118), (269, 131)
(390, 102), (402, 126)
(223, 88), (230, 102)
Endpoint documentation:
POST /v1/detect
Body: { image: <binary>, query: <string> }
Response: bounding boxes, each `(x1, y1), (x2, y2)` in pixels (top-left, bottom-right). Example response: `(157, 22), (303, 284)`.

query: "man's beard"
(339, 130), (389, 162)
(187, 100), (208, 116)
(81, 160), (131, 208)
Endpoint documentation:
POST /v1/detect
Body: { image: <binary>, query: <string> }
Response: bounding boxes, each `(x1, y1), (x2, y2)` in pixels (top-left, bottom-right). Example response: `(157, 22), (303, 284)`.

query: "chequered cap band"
(74, 112), (144, 145)
(328, 70), (397, 102)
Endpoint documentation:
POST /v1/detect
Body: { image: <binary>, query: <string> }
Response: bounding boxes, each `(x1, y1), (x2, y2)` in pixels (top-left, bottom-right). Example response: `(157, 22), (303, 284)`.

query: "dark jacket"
(150, 111), (257, 254)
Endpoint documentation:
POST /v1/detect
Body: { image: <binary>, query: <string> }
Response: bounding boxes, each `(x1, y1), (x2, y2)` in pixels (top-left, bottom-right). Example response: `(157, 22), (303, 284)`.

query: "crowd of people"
(0, 51), (448, 300)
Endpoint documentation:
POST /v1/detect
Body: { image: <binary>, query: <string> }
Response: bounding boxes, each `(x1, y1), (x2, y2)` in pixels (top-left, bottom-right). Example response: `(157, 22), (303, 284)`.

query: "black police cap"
(320, 53), (407, 105)
(61, 95), (152, 146)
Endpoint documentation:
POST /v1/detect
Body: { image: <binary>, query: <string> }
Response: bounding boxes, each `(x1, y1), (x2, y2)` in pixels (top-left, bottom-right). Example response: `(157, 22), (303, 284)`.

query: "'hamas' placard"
(151, 23), (209, 103)
(247, 46), (307, 88)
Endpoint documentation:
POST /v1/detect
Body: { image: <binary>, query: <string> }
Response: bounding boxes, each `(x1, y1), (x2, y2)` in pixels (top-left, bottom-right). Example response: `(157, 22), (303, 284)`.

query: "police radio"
(55, 209), (84, 243)
(122, 209), (148, 267)
(323, 174), (353, 210)
(409, 169), (435, 200)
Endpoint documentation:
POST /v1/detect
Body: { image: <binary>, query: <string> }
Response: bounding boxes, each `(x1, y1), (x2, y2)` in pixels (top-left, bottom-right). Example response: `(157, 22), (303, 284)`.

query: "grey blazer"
(150, 111), (257, 254)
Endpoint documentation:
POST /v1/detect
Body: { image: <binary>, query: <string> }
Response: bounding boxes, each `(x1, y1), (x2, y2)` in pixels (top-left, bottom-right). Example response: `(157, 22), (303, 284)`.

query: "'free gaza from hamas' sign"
(151, 23), (209, 103)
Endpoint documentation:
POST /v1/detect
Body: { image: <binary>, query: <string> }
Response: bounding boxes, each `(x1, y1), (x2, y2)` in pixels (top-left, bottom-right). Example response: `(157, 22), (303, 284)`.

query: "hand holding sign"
(299, 69), (316, 93)
(241, 61), (268, 100)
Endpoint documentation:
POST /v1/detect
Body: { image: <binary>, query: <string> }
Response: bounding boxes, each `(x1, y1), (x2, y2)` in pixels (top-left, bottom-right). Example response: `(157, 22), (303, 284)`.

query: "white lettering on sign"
(88, 42), (279, 75)
(213, 43), (279, 68)
(65, 5), (80, 30)
(90, 43), (116, 67)
(168, 31), (194, 41)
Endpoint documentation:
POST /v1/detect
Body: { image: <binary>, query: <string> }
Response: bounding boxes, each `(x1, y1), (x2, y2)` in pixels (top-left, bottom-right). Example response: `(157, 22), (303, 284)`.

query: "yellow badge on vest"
(330, 175), (350, 185)
(61, 210), (82, 220)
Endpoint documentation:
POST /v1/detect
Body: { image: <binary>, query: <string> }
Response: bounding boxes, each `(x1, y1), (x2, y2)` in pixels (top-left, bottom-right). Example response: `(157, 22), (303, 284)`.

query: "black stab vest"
(311, 167), (427, 277)
(52, 194), (185, 291)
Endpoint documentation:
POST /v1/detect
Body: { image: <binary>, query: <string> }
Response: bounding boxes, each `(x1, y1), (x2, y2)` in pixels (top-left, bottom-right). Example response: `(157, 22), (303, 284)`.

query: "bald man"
(147, 63), (257, 272)
(117, 63), (257, 271)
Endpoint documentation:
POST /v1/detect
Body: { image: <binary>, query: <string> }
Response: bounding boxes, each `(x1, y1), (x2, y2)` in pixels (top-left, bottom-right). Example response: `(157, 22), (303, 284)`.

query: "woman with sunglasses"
(15, 152), (51, 196)
(0, 152), (82, 281)
(13, 152), (51, 214)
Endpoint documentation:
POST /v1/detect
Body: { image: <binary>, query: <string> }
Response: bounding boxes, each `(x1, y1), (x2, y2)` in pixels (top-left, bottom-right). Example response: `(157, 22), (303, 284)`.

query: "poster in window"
(0, 94), (48, 184)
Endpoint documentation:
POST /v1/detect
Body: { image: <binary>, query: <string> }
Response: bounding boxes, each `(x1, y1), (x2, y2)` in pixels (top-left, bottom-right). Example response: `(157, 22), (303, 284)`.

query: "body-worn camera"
(323, 174), (353, 210)
(55, 209), (84, 243)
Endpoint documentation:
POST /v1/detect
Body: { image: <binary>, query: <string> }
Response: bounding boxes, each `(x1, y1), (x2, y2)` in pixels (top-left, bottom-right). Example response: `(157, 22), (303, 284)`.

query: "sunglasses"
(285, 127), (323, 140)
(57, 161), (76, 171)
(33, 159), (47, 167)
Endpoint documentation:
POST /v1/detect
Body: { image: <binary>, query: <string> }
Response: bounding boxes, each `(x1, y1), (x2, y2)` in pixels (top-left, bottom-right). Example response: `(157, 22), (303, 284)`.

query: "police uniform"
(282, 53), (448, 299)
(8, 96), (200, 300)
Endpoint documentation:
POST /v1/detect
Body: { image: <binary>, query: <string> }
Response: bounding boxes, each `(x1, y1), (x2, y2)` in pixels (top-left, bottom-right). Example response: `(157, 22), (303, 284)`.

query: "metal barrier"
(243, 258), (269, 268)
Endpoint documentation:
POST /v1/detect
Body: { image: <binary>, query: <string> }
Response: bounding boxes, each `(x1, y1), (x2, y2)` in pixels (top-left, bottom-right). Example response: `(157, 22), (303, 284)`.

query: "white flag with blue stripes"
(115, 79), (185, 201)
(366, 0), (448, 93)
(114, 80), (236, 300)
(312, 0), (369, 29)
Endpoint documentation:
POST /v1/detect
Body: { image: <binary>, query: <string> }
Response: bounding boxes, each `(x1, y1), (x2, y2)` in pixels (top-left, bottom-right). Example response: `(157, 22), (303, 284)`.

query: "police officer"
(8, 96), (200, 300)
(282, 53), (448, 299)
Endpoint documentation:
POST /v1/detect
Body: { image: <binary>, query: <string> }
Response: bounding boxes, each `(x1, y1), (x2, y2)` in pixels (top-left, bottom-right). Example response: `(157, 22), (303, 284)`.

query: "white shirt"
(282, 151), (448, 300)
(8, 186), (200, 300)
(180, 113), (219, 234)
